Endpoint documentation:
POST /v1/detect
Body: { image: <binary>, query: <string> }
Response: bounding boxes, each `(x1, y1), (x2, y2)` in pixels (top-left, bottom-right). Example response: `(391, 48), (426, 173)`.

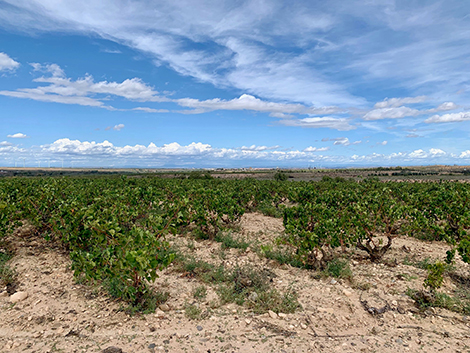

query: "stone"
(102, 347), (123, 353)
(330, 279), (337, 285)
(10, 291), (28, 303)
(300, 323), (307, 329)
(278, 313), (287, 319)
(248, 292), (258, 302)
(159, 303), (171, 311)
(391, 300), (398, 307)
(343, 289), (353, 297)
(196, 325), (203, 331)
(148, 343), (156, 349)
(268, 310), (278, 319)
(154, 310), (166, 318)
(245, 319), (252, 325)
(0, 291), (8, 298)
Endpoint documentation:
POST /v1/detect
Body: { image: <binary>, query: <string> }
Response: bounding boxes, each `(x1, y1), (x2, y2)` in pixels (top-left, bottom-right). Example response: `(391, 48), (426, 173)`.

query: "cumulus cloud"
(0, 141), (13, 146)
(107, 124), (125, 131)
(7, 133), (29, 138)
(430, 102), (458, 112)
(0, 52), (20, 71)
(425, 112), (470, 123)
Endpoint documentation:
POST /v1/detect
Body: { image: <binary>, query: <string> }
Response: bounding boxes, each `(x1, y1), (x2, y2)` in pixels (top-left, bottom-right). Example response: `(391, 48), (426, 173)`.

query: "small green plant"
(184, 303), (202, 320)
(215, 232), (250, 250)
(424, 261), (445, 291)
(192, 285), (207, 300)
(259, 244), (304, 268)
(323, 258), (353, 281)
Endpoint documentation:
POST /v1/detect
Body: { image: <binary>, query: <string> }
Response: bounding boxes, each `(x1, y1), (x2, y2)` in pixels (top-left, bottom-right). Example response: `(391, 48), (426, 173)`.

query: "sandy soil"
(1, 213), (470, 352)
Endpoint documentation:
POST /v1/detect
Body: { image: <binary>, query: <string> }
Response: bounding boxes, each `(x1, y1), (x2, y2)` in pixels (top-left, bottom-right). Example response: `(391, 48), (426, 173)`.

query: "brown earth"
(1, 213), (470, 352)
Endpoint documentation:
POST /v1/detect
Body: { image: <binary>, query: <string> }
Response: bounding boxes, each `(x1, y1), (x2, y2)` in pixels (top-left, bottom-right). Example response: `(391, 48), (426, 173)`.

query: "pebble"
(196, 325), (203, 331)
(10, 291), (28, 303)
(300, 323), (307, 329)
(278, 313), (287, 319)
(159, 303), (171, 311)
(330, 279), (337, 285)
(102, 347), (123, 353)
(343, 289), (353, 297)
(245, 319), (252, 325)
(248, 292), (258, 301)
(154, 310), (166, 318)
(0, 291), (8, 298)
(268, 310), (278, 319)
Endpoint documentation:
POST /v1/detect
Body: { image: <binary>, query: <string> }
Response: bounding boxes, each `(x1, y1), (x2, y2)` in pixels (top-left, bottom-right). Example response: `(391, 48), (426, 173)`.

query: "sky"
(1, 0), (470, 168)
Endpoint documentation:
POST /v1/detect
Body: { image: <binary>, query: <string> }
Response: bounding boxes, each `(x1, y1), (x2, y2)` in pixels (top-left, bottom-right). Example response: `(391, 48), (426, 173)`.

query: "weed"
(184, 303), (202, 320)
(215, 232), (250, 251)
(322, 258), (353, 281)
(406, 288), (470, 315)
(193, 285), (207, 300)
(104, 277), (169, 315)
(259, 245), (304, 268)
(0, 241), (17, 291)
(424, 261), (445, 291)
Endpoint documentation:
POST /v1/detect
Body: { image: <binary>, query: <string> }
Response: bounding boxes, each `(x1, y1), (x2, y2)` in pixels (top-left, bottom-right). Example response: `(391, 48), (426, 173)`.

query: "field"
(1, 172), (470, 352)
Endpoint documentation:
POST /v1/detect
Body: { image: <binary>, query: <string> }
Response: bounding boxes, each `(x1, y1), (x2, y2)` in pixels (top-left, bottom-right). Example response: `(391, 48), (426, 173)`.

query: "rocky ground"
(1, 213), (470, 352)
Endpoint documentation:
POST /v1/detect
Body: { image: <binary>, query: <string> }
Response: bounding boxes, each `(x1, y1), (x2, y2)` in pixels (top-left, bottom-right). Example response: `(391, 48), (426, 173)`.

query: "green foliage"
(192, 285), (207, 300)
(215, 232), (250, 250)
(0, 241), (16, 289)
(424, 261), (446, 291)
(4, 176), (470, 312)
(184, 303), (203, 320)
(259, 244), (305, 268)
(274, 172), (288, 181)
(323, 258), (353, 280)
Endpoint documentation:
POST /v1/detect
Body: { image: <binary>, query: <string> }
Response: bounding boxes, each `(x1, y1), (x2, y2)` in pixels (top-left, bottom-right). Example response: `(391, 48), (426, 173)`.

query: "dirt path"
(1, 213), (470, 352)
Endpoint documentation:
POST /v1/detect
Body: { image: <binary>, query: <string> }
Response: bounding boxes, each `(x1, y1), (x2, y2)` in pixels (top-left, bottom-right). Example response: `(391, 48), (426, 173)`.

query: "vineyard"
(1, 175), (470, 351)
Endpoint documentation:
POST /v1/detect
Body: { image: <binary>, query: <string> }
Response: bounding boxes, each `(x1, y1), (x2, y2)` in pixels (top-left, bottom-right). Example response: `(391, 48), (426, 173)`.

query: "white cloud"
(429, 148), (446, 156)
(363, 106), (420, 120)
(333, 137), (350, 146)
(0, 141), (13, 146)
(460, 150), (470, 158)
(7, 133), (29, 138)
(374, 96), (427, 109)
(0, 52), (20, 71)
(240, 145), (280, 151)
(133, 107), (169, 113)
(303, 146), (329, 152)
(177, 94), (343, 116)
(378, 141), (388, 145)
(30, 63), (64, 77)
(430, 102), (458, 112)
(279, 117), (355, 131)
(0, 65), (165, 109)
(0, 1), (364, 107)
(113, 124), (125, 131)
(425, 112), (470, 123)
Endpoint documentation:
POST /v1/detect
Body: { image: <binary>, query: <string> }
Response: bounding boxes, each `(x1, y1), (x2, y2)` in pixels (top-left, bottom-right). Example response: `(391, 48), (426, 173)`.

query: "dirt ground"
(1, 213), (470, 353)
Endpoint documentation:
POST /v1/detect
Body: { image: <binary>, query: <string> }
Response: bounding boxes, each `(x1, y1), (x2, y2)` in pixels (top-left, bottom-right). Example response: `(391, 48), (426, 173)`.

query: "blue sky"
(1, 0), (470, 168)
